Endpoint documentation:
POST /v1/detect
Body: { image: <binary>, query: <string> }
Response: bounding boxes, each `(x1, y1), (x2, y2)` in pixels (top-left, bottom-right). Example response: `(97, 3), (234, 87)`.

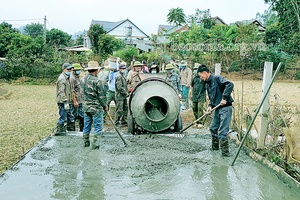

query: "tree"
(256, 8), (278, 27)
(0, 22), (20, 57)
(167, 7), (186, 26)
(188, 9), (215, 29)
(46, 28), (71, 48)
(264, 0), (300, 54)
(88, 24), (106, 54)
(74, 34), (84, 46)
(265, 23), (281, 45)
(24, 23), (44, 38)
(5, 35), (44, 78)
(114, 46), (139, 65)
(98, 34), (124, 59)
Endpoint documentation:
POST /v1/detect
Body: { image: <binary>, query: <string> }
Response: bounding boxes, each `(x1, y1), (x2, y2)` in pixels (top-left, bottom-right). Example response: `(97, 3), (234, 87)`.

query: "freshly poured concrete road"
(1, 131), (300, 200)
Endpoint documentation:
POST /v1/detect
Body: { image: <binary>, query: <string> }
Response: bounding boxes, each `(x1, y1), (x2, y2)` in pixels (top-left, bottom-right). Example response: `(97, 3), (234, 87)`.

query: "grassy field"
(0, 84), (57, 173)
(0, 77), (300, 174)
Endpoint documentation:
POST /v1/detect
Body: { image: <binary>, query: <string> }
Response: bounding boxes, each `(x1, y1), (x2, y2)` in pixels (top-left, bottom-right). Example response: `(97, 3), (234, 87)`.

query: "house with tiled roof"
(234, 19), (266, 32)
(83, 19), (152, 52)
(156, 16), (227, 44)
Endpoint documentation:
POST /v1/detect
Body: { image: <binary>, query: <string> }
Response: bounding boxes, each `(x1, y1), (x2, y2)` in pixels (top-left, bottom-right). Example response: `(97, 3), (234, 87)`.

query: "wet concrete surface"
(1, 129), (300, 200)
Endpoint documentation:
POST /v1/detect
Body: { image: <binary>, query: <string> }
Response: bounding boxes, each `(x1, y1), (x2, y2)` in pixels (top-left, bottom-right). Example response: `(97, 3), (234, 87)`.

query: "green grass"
(0, 87), (6, 96)
(0, 84), (57, 174)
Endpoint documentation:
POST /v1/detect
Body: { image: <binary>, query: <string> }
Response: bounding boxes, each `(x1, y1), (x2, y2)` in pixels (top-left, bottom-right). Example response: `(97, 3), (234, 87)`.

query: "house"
(156, 16), (227, 44)
(84, 19), (152, 52)
(211, 16), (227, 26)
(234, 19), (266, 32)
(156, 24), (189, 44)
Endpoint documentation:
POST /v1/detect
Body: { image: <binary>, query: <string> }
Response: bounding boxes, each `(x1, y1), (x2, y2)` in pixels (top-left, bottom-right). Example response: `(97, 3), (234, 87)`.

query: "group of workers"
(55, 58), (234, 156)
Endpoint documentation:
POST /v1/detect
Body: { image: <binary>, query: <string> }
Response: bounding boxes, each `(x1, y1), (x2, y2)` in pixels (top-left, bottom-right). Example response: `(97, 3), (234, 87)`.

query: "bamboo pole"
(231, 62), (282, 166)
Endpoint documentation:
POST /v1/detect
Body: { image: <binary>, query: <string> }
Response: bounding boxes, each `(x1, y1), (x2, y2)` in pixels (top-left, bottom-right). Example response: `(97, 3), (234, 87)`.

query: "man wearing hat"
(179, 60), (193, 109)
(165, 63), (181, 95)
(103, 57), (118, 123)
(149, 64), (160, 74)
(127, 61), (143, 93)
(70, 63), (84, 131)
(197, 64), (234, 157)
(114, 63), (129, 126)
(81, 61), (107, 149)
(169, 58), (180, 75)
(190, 63), (206, 128)
(55, 63), (75, 135)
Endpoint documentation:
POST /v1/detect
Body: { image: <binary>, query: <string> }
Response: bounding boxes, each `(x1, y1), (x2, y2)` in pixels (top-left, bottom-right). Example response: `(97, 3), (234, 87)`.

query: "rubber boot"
(212, 136), (219, 150)
(79, 117), (84, 132)
(92, 134), (100, 149)
(114, 114), (120, 126)
(54, 124), (66, 136)
(67, 122), (75, 131)
(220, 139), (230, 157)
(120, 116), (127, 125)
(62, 124), (67, 133)
(83, 134), (90, 147)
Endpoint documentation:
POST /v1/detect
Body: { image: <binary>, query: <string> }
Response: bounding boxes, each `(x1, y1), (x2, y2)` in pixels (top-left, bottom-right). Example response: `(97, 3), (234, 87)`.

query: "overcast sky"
(1, 0), (270, 36)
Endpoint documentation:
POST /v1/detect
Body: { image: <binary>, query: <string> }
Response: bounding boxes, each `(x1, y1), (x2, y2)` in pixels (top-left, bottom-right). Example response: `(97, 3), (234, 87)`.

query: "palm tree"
(167, 7), (186, 26)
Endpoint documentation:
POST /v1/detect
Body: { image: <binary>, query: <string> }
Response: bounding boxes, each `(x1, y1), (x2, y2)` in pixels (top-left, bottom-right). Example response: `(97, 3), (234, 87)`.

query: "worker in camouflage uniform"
(169, 58), (180, 75)
(55, 63), (74, 135)
(81, 61), (107, 149)
(70, 63), (84, 131)
(190, 63), (206, 128)
(114, 63), (129, 126)
(197, 65), (234, 157)
(98, 65), (109, 93)
(165, 63), (181, 97)
(127, 61), (143, 93)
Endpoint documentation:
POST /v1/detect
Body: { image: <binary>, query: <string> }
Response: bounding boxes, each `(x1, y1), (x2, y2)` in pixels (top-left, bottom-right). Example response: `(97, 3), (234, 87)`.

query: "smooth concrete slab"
(0, 131), (300, 200)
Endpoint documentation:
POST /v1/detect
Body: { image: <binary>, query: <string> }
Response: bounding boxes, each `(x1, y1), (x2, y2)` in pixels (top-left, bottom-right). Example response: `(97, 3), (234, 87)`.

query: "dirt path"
(1, 130), (299, 199)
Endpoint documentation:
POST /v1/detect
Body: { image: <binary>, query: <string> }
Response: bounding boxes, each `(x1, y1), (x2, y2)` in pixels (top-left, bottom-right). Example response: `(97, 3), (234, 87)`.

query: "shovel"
(178, 104), (222, 137)
(106, 111), (128, 146)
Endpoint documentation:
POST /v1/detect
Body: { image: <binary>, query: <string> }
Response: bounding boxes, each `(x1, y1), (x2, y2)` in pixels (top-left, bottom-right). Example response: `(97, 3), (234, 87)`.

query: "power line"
(46, 21), (53, 30)
(46, 19), (62, 30)
(0, 18), (43, 22)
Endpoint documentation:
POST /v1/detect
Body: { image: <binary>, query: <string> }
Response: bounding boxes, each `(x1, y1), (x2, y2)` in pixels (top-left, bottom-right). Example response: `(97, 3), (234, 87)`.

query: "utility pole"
(214, 63), (221, 75)
(258, 62), (273, 147)
(43, 16), (46, 44)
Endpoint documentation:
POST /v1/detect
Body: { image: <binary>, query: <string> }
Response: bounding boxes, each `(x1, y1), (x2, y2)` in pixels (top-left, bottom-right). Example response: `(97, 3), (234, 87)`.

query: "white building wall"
(108, 21), (147, 38)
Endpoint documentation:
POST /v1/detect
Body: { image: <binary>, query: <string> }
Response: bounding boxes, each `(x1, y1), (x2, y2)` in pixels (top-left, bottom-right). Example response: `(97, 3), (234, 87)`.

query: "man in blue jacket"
(197, 65), (234, 157)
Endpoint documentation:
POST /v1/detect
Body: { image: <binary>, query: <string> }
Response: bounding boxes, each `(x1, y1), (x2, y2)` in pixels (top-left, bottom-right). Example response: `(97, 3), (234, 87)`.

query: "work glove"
(220, 99), (227, 106)
(207, 107), (212, 114)
(64, 101), (70, 110)
(103, 106), (108, 112)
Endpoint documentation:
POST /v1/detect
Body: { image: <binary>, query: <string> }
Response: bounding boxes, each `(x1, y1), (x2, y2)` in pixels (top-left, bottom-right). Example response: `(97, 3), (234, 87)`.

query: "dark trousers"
(115, 98), (128, 123)
(103, 90), (116, 119)
(192, 100), (205, 124)
(57, 103), (74, 125)
(210, 106), (232, 140)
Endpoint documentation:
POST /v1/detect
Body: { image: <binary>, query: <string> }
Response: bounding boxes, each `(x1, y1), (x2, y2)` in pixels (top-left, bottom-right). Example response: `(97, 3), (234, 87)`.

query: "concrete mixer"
(128, 77), (182, 134)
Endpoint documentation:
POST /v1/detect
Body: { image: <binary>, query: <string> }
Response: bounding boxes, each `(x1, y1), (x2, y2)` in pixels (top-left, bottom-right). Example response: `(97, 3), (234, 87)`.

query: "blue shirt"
(108, 70), (117, 92)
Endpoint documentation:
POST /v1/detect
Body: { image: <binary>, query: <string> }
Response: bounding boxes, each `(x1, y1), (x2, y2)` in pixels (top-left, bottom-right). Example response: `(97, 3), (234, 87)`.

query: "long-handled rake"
(106, 111), (128, 146)
(178, 104), (222, 137)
